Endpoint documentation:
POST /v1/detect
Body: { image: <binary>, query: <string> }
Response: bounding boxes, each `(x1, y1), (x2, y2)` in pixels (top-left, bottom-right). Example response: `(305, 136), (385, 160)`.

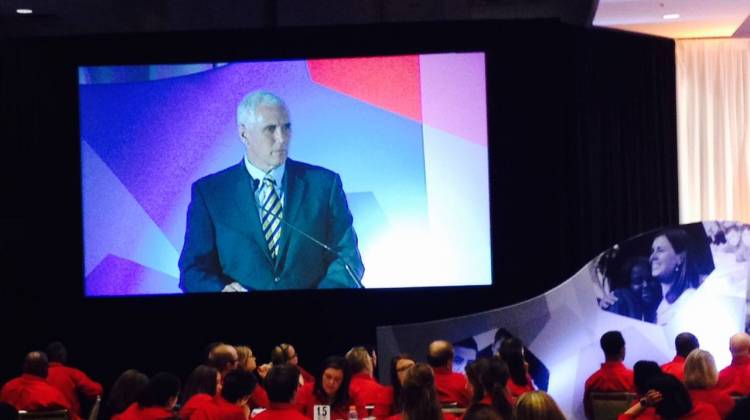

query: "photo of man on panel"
(178, 90), (365, 292)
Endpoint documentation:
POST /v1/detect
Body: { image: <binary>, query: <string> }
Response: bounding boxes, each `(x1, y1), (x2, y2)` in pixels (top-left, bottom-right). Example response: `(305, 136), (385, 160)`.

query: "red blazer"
(298, 366), (315, 386)
(0, 374), (73, 414)
(112, 402), (175, 420)
(507, 374), (535, 399)
(46, 363), (102, 417)
(583, 361), (635, 420)
(373, 386), (395, 418)
(349, 373), (386, 408)
(688, 388), (735, 418)
(661, 356), (686, 382)
(188, 395), (246, 420)
(253, 403), (308, 420)
(717, 355), (750, 396)
(248, 385), (269, 410)
(617, 401), (720, 420)
(179, 393), (214, 419)
(432, 367), (471, 408)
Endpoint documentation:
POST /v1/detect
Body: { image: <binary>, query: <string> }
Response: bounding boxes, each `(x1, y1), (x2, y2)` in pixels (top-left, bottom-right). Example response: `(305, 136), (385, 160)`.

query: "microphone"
(253, 191), (363, 289)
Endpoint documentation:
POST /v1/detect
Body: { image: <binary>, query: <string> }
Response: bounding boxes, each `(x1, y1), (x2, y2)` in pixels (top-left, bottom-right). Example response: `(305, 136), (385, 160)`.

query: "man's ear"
(238, 124), (247, 143)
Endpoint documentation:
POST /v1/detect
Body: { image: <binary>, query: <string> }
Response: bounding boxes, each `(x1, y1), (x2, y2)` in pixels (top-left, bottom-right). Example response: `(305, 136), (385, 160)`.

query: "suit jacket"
(178, 159), (364, 292)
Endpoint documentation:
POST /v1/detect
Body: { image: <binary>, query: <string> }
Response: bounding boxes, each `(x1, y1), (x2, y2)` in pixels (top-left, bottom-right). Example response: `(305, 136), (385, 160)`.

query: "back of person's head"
(466, 357), (512, 419)
(675, 333), (700, 358)
(0, 402), (17, 420)
(205, 342), (224, 362)
(313, 356), (351, 409)
(499, 337), (528, 386)
(107, 369), (149, 414)
(221, 369), (257, 404)
(426, 340), (454, 368)
(22, 351), (48, 378)
(181, 365), (219, 404)
(729, 332), (750, 357)
(208, 344), (238, 373)
(389, 354), (415, 409)
(648, 374), (692, 418)
(600, 331), (626, 360)
(265, 364), (300, 403)
(345, 346), (373, 375)
(463, 404), (503, 420)
(684, 349), (718, 389)
(45, 342), (68, 364)
(400, 363), (442, 420)
(137, 372), (181, 408)
(633, 361), (662, 395)
(270, 343), (292, 365)
(515, 391), (566, 420)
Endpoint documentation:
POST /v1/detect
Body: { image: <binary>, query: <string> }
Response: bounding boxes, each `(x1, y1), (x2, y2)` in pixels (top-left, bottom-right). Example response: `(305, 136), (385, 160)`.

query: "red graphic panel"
(307, 56), (422, 122)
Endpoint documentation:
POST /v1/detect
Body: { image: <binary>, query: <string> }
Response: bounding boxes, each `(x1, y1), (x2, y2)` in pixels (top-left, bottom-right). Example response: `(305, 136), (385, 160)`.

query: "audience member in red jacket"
(661, 333), (699, 382)
(270, 343), (315, 385)
(385, 364), (458, 420)
(346, 346), (387, 411)
(426, 340), (471, 407)
(0, 352), (73, 415)
(112, 372), (181, 420)
(617, 374), (720, 420)
(583, 331), (636, 420)
(253, 364), (308, 420)
(717, 332), (750, 396)
(190, 370), (257, 420)
(498, 337), (536, 399)
(179, 365), (220, 419)
(465, 357), (515, 420)
(234, 345), (269, 410)
(295, 356), (365, 419)
(374, 354), (416, 418)
(684, 349), (735, 418)
(44, 342), (102, 418)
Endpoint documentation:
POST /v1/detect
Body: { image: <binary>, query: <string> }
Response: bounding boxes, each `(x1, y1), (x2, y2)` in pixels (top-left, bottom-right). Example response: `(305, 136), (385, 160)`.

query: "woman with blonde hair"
(683, 349), (734, 418)
(516, 391), (565, 420)
(515, 391), (565, 420)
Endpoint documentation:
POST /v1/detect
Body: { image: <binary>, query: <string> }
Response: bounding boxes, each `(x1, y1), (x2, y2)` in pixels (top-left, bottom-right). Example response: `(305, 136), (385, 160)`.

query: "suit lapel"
(230, 162), (273, 265)
(276, 160), (307, 270)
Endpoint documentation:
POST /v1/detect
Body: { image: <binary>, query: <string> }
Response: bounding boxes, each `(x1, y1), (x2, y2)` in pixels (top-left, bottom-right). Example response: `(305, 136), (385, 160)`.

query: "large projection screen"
(79, 53), (491, 296)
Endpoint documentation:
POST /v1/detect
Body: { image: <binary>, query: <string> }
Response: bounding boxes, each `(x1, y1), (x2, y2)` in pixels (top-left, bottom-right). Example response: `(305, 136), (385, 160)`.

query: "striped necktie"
(261, 176), (282, 259)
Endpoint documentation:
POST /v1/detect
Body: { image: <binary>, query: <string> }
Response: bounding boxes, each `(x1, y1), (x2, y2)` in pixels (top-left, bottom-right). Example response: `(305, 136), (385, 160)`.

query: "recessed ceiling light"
(663, 14), (680, 20)
(16, 8), (33, 14)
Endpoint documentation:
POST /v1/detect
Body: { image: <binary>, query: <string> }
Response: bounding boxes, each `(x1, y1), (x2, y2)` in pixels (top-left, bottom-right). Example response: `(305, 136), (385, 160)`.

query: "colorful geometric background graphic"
(79, 53), (489, 296)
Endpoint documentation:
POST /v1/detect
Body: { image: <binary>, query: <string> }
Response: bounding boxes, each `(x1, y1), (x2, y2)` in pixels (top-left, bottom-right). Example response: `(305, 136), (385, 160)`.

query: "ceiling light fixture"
(663, 14), (680, 20)
(16, 8), (33, 14)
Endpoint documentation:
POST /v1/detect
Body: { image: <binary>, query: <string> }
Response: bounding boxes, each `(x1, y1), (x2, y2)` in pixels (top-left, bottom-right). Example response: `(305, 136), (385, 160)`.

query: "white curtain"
(676, 39), (750, 223)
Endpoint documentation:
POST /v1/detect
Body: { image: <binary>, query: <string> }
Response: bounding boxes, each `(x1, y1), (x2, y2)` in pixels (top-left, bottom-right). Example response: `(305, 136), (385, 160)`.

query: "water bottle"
(347, 405), (358, 420)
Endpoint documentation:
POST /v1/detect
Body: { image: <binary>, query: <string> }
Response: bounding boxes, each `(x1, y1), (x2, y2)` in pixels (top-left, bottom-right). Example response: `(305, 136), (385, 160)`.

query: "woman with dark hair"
(463, 404), (503, 420)
(618, 374), (720, 419)
(178, 365), (220, 418)
(649, 229), (701, 325)
(606, 258), (663, 323)
(113, 372), (181, 420)
(295, 356), (358, 419)
(633, 361), (662, 397)
(465, 358), (513, 419)
(101, 369), (149, 420)
(499, 338), (535, 398)
(386, 364), (457, 420)
(373, 354), (416, 417)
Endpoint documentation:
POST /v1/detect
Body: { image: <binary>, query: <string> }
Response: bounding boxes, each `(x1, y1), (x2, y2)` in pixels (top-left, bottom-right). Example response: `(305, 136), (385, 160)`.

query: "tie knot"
(263, 177), (276, 188)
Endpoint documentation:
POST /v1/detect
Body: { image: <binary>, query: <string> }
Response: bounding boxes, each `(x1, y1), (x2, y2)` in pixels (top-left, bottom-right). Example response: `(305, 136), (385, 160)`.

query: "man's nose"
(274, 128), (288, 144)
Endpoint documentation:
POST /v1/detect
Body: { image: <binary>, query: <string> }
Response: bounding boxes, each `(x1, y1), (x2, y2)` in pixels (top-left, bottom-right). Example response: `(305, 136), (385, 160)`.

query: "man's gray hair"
(237, 90), (288, 127)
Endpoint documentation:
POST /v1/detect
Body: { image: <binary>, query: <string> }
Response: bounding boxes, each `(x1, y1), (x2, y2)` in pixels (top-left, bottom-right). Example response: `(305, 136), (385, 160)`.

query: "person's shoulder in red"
(688, 387), (735, 418)
(507, 374), (536, 398)
(248, 384), (269, 410)
(179, 393), (214, 419)
(0, 374), (72, 413)
(432, 367), (471, 407)
(661, 356), (686, 381)
(189, 395), (246, 420)
(681, 401), (721, 420)
(292, 382), (314, 415)
(350, 373), (386, 405)
(252, 403), (308, 420)
(373, 386), (394, 418)
(112, 402), (175, 420)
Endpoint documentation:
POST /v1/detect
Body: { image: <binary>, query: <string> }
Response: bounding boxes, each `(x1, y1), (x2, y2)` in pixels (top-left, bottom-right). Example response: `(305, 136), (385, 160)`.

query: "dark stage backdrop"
(0, 21), (677, 391)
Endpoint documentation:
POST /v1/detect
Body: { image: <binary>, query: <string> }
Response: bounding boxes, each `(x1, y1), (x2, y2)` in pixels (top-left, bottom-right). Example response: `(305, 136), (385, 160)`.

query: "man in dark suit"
(178, 90), (364, 292)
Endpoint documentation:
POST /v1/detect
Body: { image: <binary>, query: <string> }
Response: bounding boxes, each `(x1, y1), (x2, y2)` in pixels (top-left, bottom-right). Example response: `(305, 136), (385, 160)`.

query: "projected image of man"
(178, 90), (364, 292)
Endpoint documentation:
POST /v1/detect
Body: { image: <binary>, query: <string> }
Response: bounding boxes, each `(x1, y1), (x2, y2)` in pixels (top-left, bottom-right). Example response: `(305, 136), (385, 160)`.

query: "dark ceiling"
(0, 0), (599, 38)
